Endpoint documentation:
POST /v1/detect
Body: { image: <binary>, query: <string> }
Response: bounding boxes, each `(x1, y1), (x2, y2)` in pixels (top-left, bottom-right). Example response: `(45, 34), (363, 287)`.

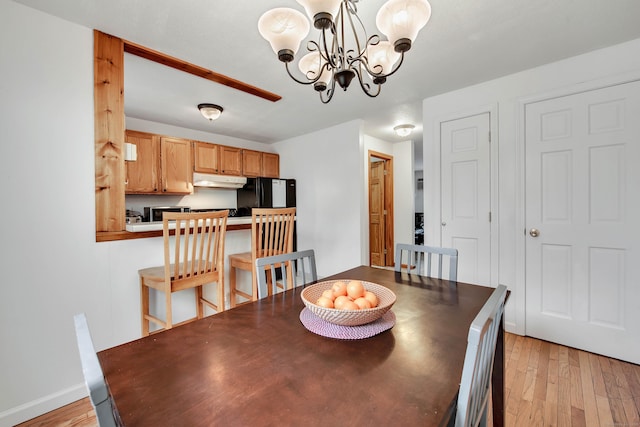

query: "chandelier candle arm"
(258, 0), (431, 103)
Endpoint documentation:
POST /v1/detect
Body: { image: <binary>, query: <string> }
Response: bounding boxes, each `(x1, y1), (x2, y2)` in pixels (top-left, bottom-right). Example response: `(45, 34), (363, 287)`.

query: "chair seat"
(140, 263), (221, 292)
(229, 251), (252, 268)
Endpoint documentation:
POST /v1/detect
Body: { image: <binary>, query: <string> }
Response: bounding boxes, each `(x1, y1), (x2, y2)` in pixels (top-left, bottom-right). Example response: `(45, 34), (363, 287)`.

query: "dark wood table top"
(99, 266), (497, 426)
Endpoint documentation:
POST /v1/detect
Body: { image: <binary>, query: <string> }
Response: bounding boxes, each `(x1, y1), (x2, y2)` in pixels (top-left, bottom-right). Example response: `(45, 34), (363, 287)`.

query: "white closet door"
(441, 112), (491, 285)
(525, 81), (640, 364)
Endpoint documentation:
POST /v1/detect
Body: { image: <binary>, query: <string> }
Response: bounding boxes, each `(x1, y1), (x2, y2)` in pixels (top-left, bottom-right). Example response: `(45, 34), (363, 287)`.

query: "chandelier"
(258, 0), (431, 104)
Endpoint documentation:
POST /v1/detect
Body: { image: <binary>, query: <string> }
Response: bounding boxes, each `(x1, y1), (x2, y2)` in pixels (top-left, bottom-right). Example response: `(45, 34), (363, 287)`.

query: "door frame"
(426, 104), (499, 286)
(368, 150), (394, 267)
(514, 71), (640, 336)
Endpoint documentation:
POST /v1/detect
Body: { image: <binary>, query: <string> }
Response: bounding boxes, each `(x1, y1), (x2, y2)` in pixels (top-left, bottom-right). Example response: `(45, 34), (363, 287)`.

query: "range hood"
(193, 173), (247, 189)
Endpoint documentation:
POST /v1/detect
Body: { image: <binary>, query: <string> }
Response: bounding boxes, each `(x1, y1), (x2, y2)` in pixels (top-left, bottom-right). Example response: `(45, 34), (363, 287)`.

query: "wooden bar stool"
(229, 207), (296, 307)
(139, 210), (228, 336)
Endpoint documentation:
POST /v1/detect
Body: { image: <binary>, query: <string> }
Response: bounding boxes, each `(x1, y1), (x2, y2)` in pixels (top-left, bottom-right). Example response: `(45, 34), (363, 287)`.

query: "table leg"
(492, 318), (505, 427)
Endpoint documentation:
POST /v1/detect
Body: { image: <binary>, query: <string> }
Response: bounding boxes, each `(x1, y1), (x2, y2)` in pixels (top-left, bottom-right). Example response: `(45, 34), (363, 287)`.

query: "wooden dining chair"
(255, 249), (317, 299)
(139, 210), (228, 336)
(395, 243), (458, 281)
(229, 207), (296, 307)
(73, 313), (121, 427)
(455, 284), (508, 427)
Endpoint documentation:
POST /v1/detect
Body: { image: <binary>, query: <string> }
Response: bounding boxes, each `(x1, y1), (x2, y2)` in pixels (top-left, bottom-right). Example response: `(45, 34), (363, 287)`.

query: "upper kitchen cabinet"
(125, 130), (160, 193)
(242, 149), (262, 177)
(125, 130), (192, 194)
(242, 149), (280, 178)
(193, 141), (219, 174)
(161, 136), (193, 194)
(262, 152), (280, 178)
(219, 146), (242, 176)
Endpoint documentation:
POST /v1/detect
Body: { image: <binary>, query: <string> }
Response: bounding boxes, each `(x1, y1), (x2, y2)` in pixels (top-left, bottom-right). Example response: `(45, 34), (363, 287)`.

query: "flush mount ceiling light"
(258, 0), (431, 104)
(394, 124), (415, 137)
(198, 103), (223, 121)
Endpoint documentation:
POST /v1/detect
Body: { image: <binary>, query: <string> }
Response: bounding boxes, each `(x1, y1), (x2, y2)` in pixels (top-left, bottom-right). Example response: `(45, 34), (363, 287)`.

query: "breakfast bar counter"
(95, 217), (253, 242)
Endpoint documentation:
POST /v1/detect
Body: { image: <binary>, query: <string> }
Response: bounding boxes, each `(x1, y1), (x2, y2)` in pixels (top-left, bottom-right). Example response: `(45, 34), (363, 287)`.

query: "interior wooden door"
(440, 113), (492, 284)
(369, 160), (385, 266)
(525, 80), (640, 364)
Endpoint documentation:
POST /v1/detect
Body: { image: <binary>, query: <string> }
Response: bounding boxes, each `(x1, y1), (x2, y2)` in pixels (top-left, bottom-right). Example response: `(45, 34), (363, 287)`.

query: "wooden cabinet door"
(262, 153), (280, 178)
(125, 130), (160, 193)
(161, 137), (193, 194)
(242, 149), (262, 177)
(219, 146), (242, 176)
(193, 141), (219, 174)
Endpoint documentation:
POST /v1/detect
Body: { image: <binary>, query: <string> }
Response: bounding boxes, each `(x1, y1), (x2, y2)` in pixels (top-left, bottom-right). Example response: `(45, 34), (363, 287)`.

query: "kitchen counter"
(96, 217), (253, 242)
(125, 216), (252, 232)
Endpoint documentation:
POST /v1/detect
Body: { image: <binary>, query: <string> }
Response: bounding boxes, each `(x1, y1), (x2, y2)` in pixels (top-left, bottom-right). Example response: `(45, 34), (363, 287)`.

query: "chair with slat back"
(255, 249), (318, 299)
(229, 207), (296, 307)
(455, 284), (508, 427)
(73, 313), (121, 427)
(139, 210), (228, 336)
(395, 243), (458, 281)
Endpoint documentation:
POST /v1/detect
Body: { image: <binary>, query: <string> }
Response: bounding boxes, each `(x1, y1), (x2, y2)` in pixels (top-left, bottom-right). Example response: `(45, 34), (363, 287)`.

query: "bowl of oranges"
(301, 280), (396, 326)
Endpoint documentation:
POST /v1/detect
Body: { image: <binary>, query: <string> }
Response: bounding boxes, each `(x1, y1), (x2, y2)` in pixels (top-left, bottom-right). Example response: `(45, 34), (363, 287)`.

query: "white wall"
(392, 140), (414, 248)
(275, 121), (365, 277)
(422, 37), (640, 334)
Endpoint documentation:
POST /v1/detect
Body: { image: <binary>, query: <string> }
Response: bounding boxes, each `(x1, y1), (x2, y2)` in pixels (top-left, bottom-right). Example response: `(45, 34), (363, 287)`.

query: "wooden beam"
(94, 30), (125, 233)
(123, 40), (282, 102)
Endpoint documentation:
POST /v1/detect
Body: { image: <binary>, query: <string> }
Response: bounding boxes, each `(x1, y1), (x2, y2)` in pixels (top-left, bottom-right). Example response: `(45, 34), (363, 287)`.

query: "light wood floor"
(17, 333), (640, 426)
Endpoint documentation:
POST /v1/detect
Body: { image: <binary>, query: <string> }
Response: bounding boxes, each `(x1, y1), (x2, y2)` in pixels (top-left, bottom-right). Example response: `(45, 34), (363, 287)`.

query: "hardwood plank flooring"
(504, 333), (640, 427)
(17, 333), (640, 426)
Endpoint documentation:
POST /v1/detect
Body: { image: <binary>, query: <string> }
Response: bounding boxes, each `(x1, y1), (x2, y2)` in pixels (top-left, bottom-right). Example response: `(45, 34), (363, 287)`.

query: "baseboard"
(0, 383), (87, 426)
(504, 320), (517, 334)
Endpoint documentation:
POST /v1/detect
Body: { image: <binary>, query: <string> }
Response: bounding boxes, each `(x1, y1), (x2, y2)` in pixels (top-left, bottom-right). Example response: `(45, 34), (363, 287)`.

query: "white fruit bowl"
(301, 280), (396, 326)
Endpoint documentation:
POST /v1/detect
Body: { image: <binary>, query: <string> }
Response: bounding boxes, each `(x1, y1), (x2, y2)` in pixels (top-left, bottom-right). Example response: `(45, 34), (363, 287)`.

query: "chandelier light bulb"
(376, 0), (431, 52)
(258, 8), (310, 62)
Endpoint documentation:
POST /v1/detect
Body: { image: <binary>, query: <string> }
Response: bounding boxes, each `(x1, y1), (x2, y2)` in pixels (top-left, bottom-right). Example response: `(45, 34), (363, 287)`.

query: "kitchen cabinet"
(242, 149), (262, 177)
(242, 150), (280, 178)
(125, 130), (160, 193)
(219, 146), (242, 176)
(262, 152), (280, 178)
(193, 141), (219, 174)
(125, 130), (192, 194)
(161, 137), (192, 193)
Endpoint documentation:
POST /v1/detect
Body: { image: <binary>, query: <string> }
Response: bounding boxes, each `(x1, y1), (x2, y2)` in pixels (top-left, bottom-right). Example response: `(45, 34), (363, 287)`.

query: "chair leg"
(165, 283), (172, 330)
(195, 286), (204, 319)
(140, 277), (149, 337)
(251, 270), (258, 302)
(230, 266), (237, 308)
(218, 277), (225, 313)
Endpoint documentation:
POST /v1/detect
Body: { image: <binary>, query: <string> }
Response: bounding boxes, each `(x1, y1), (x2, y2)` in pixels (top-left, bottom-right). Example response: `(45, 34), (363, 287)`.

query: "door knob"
(441, 222), (447, 227)
(529, 228), (540, 237)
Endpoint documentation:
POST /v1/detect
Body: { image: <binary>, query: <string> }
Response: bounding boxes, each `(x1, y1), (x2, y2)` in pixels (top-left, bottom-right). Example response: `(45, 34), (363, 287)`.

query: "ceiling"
(14, 0), (640, 145)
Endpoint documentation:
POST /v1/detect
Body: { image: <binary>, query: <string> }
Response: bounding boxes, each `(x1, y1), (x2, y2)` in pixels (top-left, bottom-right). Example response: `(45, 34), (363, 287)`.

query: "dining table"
(98, 265), (504, 426)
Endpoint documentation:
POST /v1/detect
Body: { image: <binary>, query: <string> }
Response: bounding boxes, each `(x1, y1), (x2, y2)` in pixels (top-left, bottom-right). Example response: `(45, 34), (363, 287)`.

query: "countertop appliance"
(144, 206), (191, 222)
(236, 178), (296, 216)
(126, 209), (143, 224)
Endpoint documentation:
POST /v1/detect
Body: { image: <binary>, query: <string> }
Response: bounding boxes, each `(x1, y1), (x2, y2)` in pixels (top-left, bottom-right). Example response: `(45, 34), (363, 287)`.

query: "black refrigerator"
(236, 177), (296, 217)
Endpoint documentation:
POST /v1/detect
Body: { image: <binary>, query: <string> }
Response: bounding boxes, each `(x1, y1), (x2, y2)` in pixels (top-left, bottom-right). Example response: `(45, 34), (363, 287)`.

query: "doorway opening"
(368, 150), (394, 267)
